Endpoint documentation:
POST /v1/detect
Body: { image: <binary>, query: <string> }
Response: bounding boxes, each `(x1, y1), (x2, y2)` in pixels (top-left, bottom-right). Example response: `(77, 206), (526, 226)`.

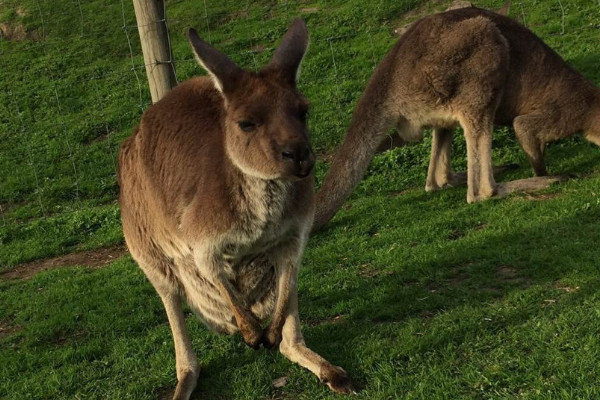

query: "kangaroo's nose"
(281, 144), (311, 163)
(281, 143), (315, 178)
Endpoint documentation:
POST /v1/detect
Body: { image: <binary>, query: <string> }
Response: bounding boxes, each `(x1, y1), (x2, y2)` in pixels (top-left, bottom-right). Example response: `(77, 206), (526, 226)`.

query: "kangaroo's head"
(188, 19), (314, 180)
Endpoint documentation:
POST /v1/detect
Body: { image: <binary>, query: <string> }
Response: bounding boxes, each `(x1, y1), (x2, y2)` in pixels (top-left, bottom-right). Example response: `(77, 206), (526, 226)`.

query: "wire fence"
(0, 0), (599, 231)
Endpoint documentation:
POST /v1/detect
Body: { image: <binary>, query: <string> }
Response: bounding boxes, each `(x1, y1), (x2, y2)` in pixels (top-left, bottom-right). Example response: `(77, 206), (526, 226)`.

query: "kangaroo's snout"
(280, 142), (314, 178)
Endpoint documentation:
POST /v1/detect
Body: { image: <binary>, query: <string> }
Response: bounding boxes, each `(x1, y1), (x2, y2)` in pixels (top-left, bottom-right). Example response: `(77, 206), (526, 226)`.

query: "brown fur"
(393, 0), (509, 37)
(313, 7), (600, 231)
(118, 19), (353, 399)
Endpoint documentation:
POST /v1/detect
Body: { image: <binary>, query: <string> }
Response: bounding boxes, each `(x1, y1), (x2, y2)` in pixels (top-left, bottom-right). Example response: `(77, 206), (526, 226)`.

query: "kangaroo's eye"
(238, 120), (257, 133)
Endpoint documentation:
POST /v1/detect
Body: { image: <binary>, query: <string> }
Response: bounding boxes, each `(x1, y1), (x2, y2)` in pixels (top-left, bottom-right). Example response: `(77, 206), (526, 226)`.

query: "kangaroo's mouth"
(295, 157), (315, 179)
(296, 169), (312, 179)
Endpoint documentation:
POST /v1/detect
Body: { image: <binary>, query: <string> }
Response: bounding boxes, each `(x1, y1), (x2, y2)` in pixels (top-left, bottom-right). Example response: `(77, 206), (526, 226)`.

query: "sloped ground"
(1, 0), (600, 399)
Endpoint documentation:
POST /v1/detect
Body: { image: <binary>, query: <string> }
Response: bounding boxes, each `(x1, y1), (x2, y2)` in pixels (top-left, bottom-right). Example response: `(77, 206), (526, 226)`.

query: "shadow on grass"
(292, 190), (599, 387)
(181, 191), (600, 398)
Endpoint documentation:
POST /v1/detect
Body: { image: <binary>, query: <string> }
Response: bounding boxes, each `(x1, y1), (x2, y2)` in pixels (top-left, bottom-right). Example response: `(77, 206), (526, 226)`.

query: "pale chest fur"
(225, 178), (295, 254)
(176, 178), (299, 335)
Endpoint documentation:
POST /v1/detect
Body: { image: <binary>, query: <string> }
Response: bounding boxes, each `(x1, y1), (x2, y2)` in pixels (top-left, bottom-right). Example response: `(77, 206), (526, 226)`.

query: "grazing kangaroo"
(313, 6), (600, 231)
(118, 19), (354, 400)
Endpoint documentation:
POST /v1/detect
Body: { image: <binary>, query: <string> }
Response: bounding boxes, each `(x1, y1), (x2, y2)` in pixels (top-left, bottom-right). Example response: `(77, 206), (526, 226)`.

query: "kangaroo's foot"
(172, 368), (200, 400)
(495, 175), (568, 198)
(320, 363), (356, 394)
(453, 162), (520, 186)
(279, 310), (355, 395)
(427, 163), (519, 192)
(425, 170), (468, 191)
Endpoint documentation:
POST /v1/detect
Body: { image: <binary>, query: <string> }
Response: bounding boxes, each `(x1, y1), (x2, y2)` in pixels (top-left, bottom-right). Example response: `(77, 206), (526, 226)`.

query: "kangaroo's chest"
(182, 230), (290, 336)
(180, 179), (294, 335)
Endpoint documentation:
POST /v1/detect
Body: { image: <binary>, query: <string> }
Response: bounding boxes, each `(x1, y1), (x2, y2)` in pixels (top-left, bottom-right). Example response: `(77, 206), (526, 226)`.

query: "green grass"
(1, 0), (600, 398)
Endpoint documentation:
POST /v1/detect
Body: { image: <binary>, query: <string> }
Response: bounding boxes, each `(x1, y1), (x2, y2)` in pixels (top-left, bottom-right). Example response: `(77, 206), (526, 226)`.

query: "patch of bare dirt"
(86, 130), (113, 144)
(316, 149), (335, 164)
(0, 317), (21, 339)
(419, 310), (436, 319)
(53, 329), (87, 345)
(446, 1), (474, 11)
(389, 189), (410, 197)
(300, 7), (319, 13)
(358, 263), (395, 278)
(1, 244), (128, 281)
(269, 390), (295, 400)
(554, 281), (580, 293)
(495, 265), (517, 280)
(0, 22), (40, 41)
(250, 43), (266, 53)
(307, 314), (345, 327)
(218, 9), (249, 24)
(448, 229), (464, 241)
(15, 6), (28, 17)
(520, 192), (560, 201)
(494, 265), (528, 286)
(447, 270), (468, 286)
(0, 202), (23, 218)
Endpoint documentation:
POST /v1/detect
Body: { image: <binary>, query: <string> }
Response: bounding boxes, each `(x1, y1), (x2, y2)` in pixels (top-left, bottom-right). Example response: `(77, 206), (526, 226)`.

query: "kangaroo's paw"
(239, 317), (263, 350)
(261, 326), (282, 350)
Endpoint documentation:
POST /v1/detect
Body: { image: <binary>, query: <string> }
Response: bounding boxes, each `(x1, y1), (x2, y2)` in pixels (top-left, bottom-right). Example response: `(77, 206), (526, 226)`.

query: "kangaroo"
(313, 7), (600, 231)
(118, 19), (354, 400)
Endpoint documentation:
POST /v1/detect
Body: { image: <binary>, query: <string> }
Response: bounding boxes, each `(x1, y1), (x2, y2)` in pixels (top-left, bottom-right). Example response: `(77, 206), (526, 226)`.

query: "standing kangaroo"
(313, 7), (600, 231)
(118, 19), (353, 400)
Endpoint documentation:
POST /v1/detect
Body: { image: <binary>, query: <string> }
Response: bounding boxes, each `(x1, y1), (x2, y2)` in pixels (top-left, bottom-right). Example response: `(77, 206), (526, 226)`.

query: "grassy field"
(1, 0), (600, 398)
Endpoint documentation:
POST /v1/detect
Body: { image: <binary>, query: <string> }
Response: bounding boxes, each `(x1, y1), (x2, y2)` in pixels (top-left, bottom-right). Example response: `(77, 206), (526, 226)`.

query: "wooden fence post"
(132, 0), (177, 103)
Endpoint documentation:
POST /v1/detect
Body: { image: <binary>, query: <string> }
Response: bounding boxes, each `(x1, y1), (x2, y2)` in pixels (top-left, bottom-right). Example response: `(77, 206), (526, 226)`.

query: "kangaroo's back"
(393, 7), (594, 118)
(118, 77), (235, 252)
(449, 8), (598, 122)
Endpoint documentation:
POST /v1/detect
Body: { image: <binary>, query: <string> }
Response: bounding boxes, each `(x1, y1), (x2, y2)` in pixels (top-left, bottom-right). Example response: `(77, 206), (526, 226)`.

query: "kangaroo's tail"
(312, 131), (380, 231)
(313, 101), (400, 231)
(312, 40), (404, 232)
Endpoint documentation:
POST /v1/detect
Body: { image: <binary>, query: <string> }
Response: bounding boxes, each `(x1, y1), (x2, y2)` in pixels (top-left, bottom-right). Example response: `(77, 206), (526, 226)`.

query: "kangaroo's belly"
(177, 254), (276, 335)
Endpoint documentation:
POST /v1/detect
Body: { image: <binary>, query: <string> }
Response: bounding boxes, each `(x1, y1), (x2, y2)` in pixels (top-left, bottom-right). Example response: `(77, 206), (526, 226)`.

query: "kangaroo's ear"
(266, 18), (309, 85)
(188, 28), (243, 94)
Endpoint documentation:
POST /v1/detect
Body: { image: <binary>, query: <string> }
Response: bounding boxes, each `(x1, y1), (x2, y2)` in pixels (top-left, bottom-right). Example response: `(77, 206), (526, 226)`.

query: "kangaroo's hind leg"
(159, 286), (200, 400)
(136, 257), (199, 400)
(278, 279), (355, 394)
(584, 119), (600, 146)
(426, 127), (455, 191)
(426, 127), (519, 192)
(460, 113), (498, 203)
